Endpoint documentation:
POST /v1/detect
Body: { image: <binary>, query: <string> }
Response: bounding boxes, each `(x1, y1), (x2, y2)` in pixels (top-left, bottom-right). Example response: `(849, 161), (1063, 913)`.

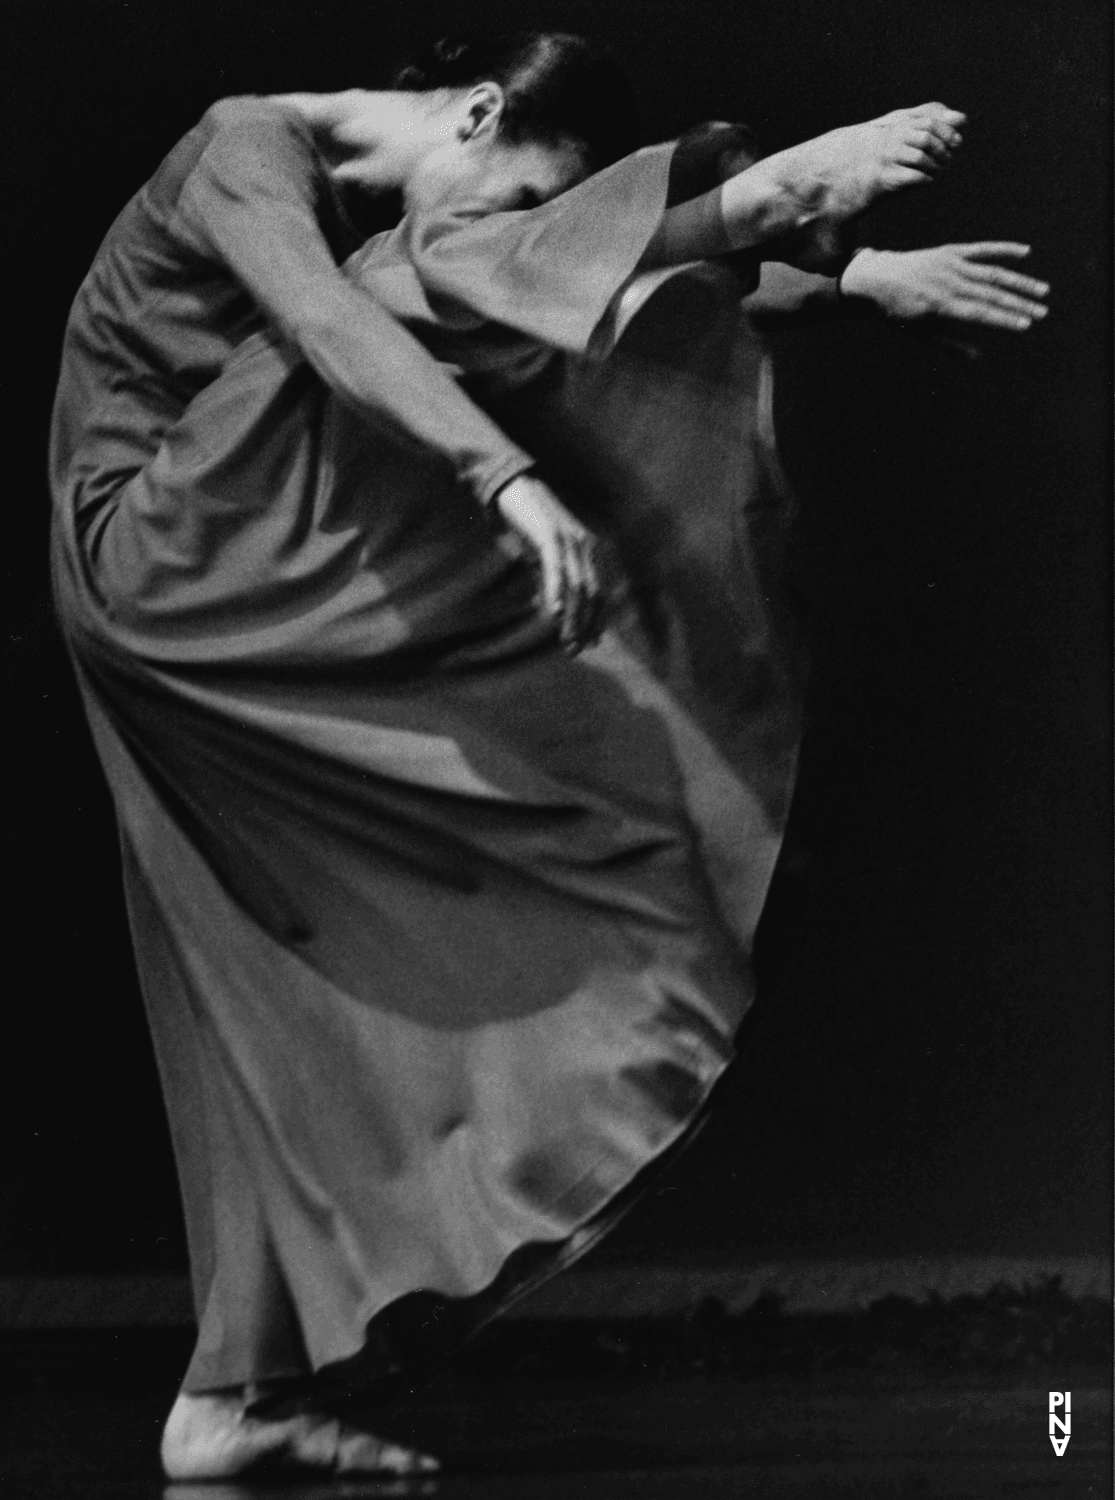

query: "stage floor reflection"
(2, 1370), (1109, 1499)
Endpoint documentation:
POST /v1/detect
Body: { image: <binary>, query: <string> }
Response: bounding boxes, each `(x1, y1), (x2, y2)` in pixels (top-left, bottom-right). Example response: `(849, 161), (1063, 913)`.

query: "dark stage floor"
(1, 1334), (1109, 1499)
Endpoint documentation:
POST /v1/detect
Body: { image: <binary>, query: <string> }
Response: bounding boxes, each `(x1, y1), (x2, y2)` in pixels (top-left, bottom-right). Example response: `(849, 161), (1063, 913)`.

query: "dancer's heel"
(160, 1390), (439, 1479)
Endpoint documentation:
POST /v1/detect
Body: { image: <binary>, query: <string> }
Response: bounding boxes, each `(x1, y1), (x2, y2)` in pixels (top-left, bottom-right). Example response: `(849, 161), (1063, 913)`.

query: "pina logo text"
(1048, 1391), (1071, 1456)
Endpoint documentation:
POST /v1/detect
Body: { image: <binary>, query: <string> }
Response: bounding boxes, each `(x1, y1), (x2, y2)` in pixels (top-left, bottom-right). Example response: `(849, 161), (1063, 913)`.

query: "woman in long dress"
(49, 32), (1047, 1478)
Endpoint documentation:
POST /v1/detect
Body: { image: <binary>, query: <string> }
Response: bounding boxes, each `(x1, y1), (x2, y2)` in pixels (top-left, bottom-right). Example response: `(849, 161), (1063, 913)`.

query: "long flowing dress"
(49, 100), (803, 1395)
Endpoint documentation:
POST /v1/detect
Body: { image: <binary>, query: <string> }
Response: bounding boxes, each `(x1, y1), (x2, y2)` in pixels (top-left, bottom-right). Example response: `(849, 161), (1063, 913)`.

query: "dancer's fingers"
(536, 531), (564, 621)
(566, 534), (605, 652)
(963, 262), (1050, 297)
(494, 475), (572, 627)
(960, 241), (1033, 261)
(958, 281), (1048, 318)
(561, 532), (588, 651)
(578, 538), (605, 646)
(946, 298), (1036, 331)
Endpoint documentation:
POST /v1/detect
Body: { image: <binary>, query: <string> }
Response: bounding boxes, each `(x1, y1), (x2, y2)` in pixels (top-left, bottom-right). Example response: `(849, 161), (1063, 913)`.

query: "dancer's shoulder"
(195, 95), (316, 152)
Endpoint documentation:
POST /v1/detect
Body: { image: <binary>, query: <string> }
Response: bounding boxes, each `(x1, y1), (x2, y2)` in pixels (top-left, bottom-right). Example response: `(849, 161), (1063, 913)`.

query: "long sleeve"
(405, 145), (675, 354)
(176, 100), (533, 504)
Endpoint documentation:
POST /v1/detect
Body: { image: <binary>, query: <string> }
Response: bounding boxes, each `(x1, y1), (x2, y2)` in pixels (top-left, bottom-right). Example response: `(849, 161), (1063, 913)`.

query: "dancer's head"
(334, 32), (640, 213)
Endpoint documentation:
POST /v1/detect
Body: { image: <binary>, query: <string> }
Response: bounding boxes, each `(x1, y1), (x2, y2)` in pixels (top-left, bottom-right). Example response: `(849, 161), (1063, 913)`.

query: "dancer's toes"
(876, 103), (967, 182)
(334, 1424), (440, 1474)
(884, 102), (967, 153)
(832, 103), (966, 201)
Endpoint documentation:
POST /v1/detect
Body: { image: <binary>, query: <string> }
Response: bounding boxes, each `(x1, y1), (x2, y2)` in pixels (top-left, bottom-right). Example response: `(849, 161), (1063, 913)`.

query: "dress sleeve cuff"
(473, 452), (535, 508)
(405, 144), (676, 355)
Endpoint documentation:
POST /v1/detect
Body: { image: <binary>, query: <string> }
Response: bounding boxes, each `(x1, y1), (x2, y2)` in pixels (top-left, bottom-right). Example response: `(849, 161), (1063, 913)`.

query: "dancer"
(49, 33), (1046, 1479)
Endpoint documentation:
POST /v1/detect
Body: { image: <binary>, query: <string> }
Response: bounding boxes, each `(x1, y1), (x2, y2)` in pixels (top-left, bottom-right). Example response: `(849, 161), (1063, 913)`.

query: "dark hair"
(394, 32), (641, 170)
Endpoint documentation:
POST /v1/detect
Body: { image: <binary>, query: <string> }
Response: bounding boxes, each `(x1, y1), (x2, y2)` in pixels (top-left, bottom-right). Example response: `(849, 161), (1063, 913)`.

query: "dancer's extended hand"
(840, 243), (1050, 330)
(494, 474), (603, 654)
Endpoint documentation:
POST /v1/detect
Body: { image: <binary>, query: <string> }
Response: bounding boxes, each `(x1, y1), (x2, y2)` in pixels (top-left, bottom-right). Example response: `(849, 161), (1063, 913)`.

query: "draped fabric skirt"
(52, 262), (804, 1393)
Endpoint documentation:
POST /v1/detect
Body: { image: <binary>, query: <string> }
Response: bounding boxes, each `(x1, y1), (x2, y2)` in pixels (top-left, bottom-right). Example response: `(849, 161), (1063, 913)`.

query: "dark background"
(1, 0), (1110, 1276)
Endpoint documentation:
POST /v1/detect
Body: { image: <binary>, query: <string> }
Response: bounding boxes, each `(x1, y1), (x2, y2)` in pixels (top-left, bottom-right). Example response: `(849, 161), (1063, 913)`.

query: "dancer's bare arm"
(640, 104), (966, 271)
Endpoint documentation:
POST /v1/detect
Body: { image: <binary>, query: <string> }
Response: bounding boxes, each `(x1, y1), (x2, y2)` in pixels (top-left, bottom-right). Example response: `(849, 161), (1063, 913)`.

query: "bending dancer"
(49, 33), (1047, 1480)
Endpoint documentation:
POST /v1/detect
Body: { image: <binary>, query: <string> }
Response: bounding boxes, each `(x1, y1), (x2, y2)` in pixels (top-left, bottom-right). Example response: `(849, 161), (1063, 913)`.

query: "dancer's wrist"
(480, 460), (535, 510)
(837, 246), (886, 316)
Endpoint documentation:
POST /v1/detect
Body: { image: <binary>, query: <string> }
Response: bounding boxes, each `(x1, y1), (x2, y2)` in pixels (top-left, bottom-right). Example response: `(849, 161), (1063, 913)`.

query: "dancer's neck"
(271, 88), (459, 192)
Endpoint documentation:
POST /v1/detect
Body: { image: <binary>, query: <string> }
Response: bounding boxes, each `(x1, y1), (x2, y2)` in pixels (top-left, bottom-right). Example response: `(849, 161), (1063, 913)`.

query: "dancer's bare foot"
(765, 103), (965, 215)
(730, 103), (967, 270)
(160, 1390), (439, 1479)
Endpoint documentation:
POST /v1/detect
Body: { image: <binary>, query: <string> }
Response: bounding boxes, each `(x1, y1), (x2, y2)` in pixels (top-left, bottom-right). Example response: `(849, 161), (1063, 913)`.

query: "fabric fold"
(51, 142), (802, 1393)
(404, 143), (675, 353)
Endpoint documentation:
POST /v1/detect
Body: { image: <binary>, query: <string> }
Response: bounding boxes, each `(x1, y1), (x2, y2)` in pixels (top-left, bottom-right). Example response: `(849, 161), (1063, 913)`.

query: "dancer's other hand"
(840, 243), (1050, 330)
(494, 474), (603, 654)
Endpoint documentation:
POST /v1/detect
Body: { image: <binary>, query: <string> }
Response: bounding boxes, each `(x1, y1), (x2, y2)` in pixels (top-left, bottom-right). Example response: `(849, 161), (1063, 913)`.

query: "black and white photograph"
(2, 1), (1111, 1495)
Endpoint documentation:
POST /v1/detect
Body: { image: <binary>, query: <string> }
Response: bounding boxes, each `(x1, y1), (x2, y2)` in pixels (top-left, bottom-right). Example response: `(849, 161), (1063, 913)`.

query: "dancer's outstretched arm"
(743, 243), (1049, 333)
(640, 104), (965, 271)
